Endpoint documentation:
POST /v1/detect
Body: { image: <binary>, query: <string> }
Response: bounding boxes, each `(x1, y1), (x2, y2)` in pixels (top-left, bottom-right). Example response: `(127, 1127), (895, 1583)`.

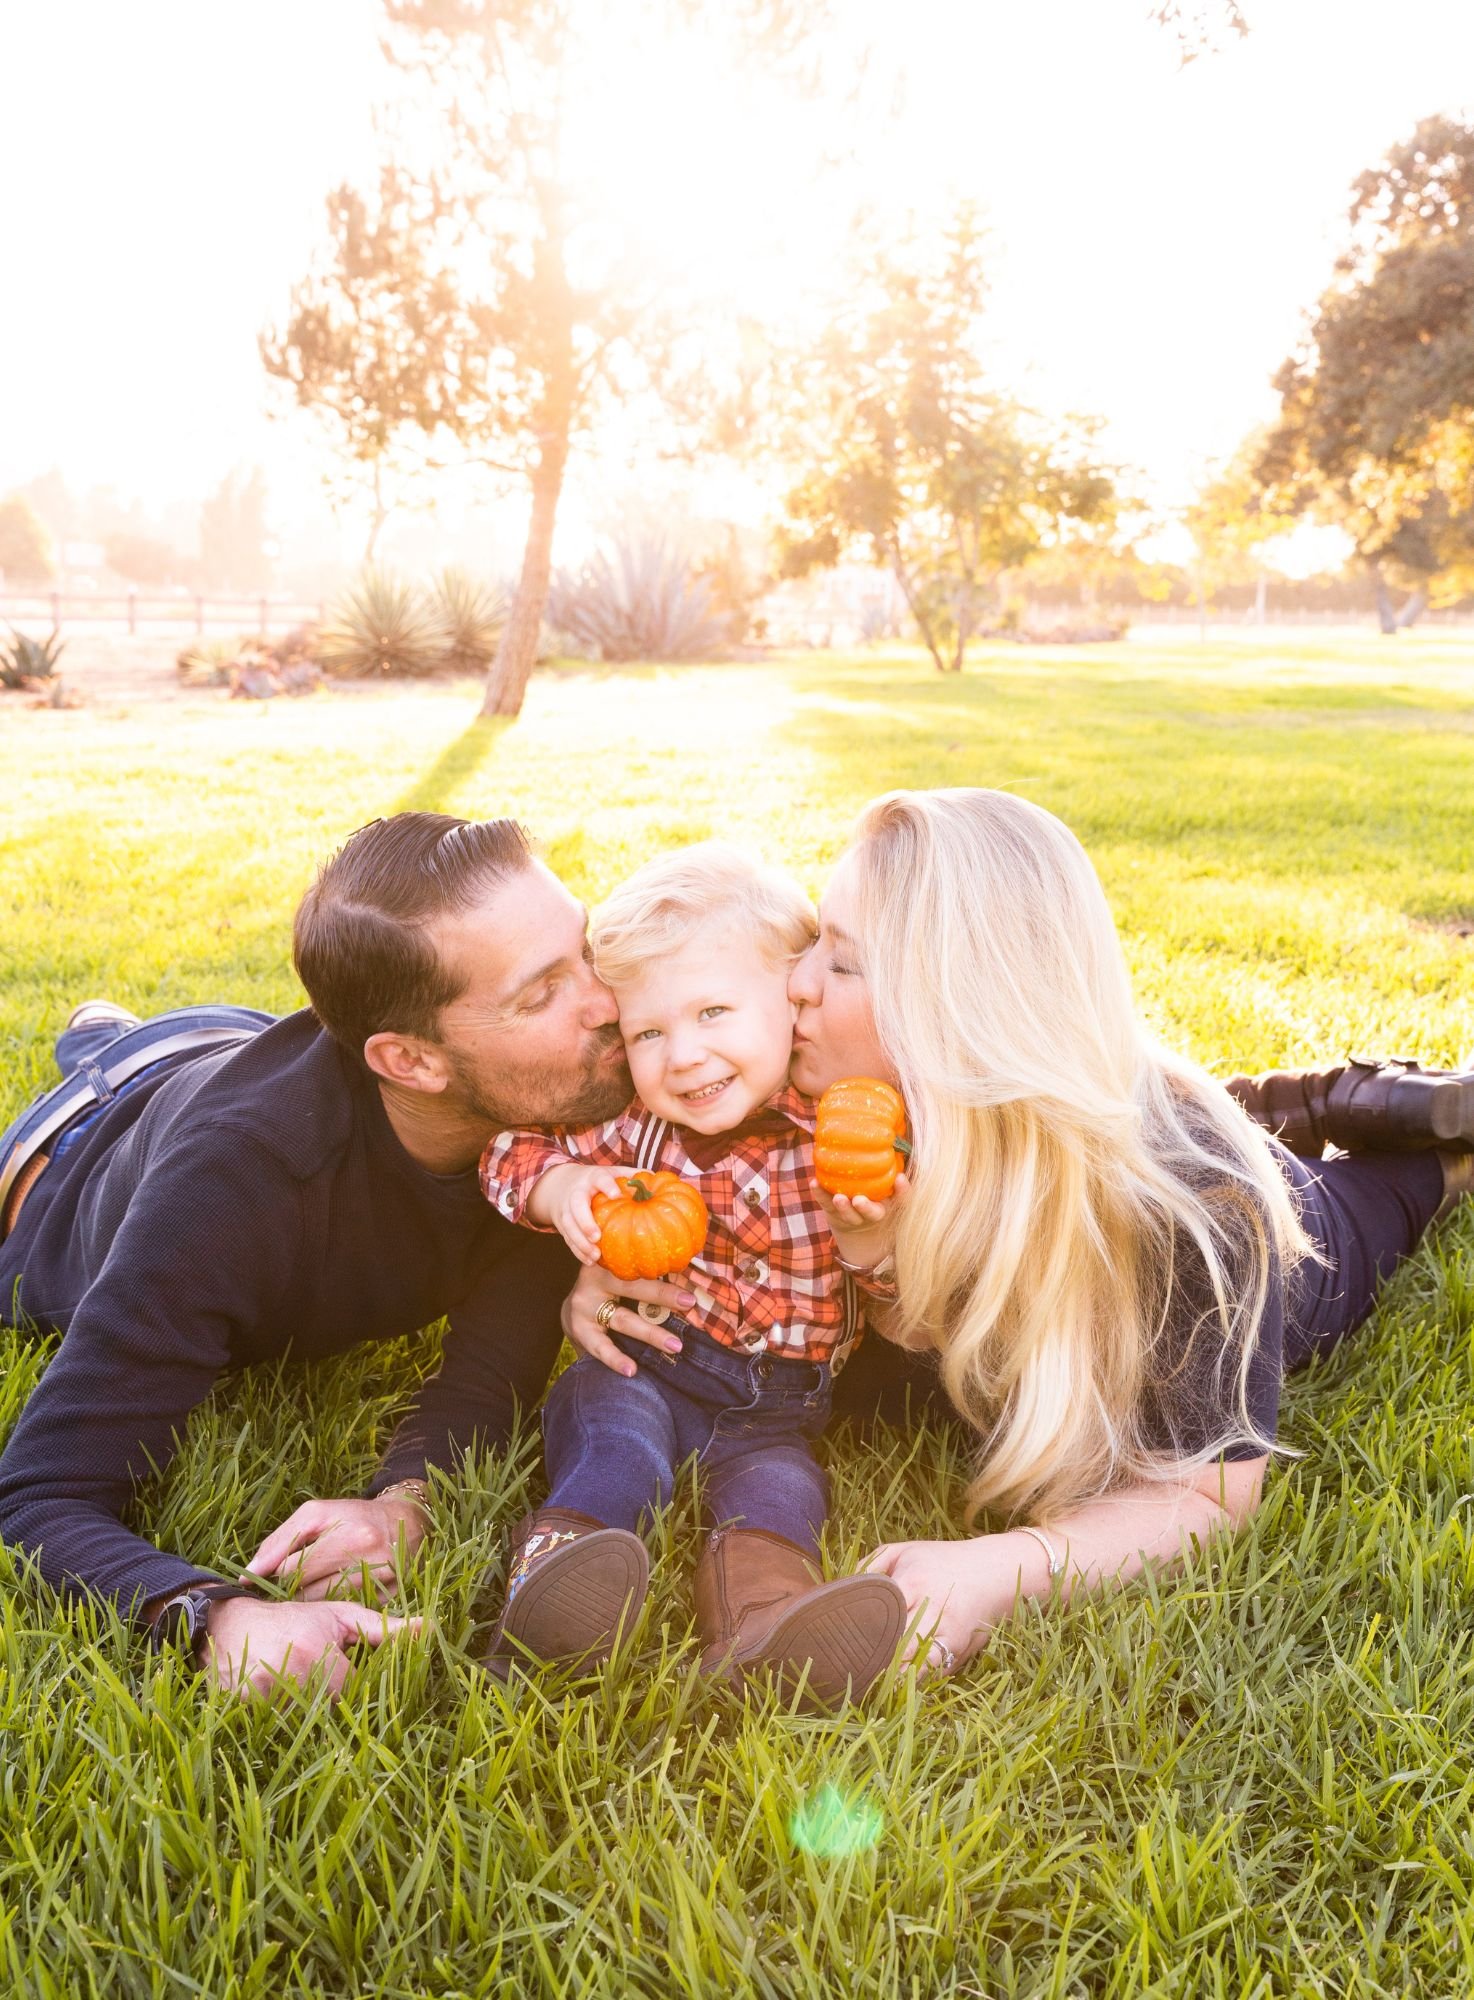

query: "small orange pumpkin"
(814, 1078), (911, 1200)
(592, 1171), (709, 1280)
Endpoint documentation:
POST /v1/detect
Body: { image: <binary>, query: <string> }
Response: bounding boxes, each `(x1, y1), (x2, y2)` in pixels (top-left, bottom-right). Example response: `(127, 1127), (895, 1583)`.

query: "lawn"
(2, 628), (1473, 1998)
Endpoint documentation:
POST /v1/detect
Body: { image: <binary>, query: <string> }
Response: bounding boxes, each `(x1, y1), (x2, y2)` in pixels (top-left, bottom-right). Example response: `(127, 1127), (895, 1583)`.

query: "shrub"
(694, 528), (767, 646)
(432, 569), (506, 673)
(0, 626), (65, 689)
(314, 572), (449, 678)
(176, 637), (243, 687)
(546, 539), (730, 662)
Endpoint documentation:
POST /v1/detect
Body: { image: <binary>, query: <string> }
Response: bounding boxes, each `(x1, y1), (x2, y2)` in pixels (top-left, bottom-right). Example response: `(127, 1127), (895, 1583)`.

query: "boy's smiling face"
(615, 925), (797, 1133)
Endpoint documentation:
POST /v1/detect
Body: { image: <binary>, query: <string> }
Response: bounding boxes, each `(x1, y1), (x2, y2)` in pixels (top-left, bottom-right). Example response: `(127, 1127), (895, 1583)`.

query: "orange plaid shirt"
(479, 1086), (876, 1367)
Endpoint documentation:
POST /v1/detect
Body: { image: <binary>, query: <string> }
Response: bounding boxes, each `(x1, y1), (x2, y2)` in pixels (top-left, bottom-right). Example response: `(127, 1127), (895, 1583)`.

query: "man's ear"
(362, 1031), (451, 1095)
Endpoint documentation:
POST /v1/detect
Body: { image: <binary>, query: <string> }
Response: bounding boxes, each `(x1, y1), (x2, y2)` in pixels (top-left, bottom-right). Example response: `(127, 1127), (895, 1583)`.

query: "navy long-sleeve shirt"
(0, 1011), (574, 1615)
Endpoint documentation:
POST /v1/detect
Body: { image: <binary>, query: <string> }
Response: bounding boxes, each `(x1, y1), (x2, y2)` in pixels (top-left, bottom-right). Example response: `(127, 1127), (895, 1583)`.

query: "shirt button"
(741, 1260), (763, 1281)
(744, 1188), (763, 1209)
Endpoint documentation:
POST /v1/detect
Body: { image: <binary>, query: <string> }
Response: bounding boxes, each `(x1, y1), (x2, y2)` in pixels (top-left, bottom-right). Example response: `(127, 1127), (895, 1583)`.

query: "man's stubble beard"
(444, 1029), (633, 1133)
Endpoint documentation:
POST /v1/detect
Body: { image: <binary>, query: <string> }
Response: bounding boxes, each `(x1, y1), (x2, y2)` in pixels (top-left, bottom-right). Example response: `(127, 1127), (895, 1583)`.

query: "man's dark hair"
(293, 812), (533, 1056)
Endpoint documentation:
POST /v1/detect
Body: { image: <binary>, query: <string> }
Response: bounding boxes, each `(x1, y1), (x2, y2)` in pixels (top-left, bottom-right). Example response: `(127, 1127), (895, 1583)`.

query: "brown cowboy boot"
(694, 1526), (906, 1709)
(1225, 1059), (1474, 1157)
(481, 1506), (649, 1681)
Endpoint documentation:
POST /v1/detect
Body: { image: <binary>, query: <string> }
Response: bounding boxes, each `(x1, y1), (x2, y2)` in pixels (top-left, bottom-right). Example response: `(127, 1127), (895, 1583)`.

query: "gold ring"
(594, 1297), (620, 1332)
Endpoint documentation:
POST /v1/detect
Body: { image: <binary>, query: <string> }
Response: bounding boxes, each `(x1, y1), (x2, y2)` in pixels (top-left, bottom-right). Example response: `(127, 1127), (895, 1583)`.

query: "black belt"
(0, 1027), (253, 1222)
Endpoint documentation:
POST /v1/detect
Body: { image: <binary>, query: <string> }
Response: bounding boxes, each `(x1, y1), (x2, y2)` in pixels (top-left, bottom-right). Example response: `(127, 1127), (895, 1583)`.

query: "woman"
(784, 787), (1470, 1679)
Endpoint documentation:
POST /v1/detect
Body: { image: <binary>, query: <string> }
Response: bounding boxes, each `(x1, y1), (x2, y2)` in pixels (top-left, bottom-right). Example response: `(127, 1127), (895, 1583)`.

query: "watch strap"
(145, 1581), (258, 1657)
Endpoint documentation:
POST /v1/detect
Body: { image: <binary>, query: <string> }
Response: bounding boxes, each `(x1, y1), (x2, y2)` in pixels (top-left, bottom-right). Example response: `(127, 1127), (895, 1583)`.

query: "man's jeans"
(2, 1004), (279, 1183)
(542, 1319), (834, 1557)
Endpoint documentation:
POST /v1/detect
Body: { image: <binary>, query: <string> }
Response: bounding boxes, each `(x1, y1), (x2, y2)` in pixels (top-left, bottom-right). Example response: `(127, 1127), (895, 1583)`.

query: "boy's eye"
(630, 1027), (662, 1043)
(698, 1005), (728, 1021)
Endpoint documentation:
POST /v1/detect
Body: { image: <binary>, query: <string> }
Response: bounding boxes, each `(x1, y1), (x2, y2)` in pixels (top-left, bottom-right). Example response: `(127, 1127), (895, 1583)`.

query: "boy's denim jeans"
(542, 1318), (833, 1557)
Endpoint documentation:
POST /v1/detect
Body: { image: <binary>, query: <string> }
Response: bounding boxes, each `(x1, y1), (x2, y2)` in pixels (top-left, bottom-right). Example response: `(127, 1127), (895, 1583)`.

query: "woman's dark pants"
(832, 1148), (1448, 1426)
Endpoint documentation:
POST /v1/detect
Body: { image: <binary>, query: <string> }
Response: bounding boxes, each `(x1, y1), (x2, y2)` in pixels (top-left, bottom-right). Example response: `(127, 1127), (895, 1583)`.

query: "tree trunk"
(364, 462), (388, 568)
(479, 193), (577, 721)
(1373, 566), (1398, 633)
(479, 433), (570, 718)
(885, 543), (947, 673)
(1395, 587), (1427, 629)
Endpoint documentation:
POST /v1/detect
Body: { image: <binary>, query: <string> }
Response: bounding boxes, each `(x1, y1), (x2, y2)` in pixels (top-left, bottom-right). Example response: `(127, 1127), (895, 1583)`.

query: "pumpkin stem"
(895, 1138), (913, 1157)
(629, 1176), (655, 1202)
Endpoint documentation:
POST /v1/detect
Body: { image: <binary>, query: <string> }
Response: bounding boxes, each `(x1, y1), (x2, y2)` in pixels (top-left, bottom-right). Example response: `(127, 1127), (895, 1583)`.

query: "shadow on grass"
(393, 717), (514, 815)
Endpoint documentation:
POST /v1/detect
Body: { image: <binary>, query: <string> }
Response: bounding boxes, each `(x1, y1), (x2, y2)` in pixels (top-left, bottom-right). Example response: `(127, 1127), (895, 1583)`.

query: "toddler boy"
(477, 842), (905, 1705)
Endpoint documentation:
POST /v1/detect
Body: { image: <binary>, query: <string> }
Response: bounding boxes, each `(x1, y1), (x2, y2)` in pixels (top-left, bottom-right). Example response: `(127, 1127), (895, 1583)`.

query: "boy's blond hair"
(590, 841), (816, 989)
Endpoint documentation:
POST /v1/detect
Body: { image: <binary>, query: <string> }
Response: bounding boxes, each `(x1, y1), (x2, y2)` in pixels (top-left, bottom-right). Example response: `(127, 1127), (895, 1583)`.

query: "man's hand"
(821, 1172), (911, 1274)
(242, 1493), (429, 1602)
(561, 1263), (694, 1376)
(201, 1595), (426, 1699)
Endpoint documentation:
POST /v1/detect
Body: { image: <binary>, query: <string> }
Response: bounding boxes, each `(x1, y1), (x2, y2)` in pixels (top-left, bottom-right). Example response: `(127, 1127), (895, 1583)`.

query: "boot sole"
(483, 1529), (649, 1681)
(721, 1574), (908, 1709)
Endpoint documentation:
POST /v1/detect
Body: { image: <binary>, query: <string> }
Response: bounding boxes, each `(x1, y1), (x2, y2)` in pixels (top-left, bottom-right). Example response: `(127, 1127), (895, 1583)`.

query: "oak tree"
(775, 212), (1117, 673)
(1260, 116), (1474, 630)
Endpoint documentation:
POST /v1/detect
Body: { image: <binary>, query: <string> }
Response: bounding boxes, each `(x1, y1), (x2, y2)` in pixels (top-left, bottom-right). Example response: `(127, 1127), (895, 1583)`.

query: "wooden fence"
(0, 592), (324, 637)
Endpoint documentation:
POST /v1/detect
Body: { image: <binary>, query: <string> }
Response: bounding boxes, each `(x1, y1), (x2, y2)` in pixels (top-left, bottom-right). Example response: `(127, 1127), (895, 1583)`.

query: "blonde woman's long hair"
(848, 789), (1310, 1524)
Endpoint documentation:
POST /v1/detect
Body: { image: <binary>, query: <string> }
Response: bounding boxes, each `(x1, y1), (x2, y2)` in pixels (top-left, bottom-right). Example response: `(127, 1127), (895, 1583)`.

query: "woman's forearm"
(865, 1457), (1266, 1670)
(996, 1477), (1246, 1619)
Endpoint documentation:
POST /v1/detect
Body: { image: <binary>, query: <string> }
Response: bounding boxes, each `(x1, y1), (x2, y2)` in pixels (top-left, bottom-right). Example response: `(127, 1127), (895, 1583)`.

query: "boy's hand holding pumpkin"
(527, 1160), (632, 1265)
(814, 1078), (912, 1275)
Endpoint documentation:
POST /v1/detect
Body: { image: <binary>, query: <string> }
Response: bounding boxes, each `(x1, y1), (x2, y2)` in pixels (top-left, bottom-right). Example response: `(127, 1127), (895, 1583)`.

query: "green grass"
(2, 629), (1473, 1997)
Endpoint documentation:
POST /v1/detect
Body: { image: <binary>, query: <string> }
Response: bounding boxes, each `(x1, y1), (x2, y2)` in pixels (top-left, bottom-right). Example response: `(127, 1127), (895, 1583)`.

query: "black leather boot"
(1225, 1060), (1474, 1157)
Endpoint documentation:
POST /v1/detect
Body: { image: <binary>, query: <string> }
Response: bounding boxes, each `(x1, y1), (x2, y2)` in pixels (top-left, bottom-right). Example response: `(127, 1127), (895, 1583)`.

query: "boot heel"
(1431, 1078), (1474, 1145)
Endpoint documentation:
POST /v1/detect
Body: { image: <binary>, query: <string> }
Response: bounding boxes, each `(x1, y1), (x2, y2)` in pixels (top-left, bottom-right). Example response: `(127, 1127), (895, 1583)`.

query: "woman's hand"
(561, 1263), (695, 1376)
(862, 1531), (1047, 1678)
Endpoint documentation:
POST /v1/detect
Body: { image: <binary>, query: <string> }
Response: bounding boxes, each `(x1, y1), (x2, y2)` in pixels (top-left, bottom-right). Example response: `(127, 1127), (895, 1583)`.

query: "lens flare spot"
(788, 1784), (884, 1857)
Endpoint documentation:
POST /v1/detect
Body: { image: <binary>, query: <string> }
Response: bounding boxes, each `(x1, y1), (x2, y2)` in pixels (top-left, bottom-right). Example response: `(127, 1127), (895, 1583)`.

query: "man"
(0, 812), (640, 1696)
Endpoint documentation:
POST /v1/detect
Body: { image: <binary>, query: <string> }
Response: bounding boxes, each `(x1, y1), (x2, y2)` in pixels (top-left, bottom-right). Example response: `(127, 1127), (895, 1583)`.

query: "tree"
(1260, 116), (1474, 631)
(199, 469), (271, 593)
(1185, 429), (1296, 621)
(0, 495), (57, 587)
(267, 0), (838, 718)
(774, 212), (1117, 673)
(105, 531), (185, 587)
(262, 167), (460, 565)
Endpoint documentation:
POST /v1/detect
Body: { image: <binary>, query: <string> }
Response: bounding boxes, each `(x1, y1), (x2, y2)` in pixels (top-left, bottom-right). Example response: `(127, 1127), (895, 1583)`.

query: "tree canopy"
(0, 496), (56, 588)
(775, 212), (1117, 673)
(1260, 115), (1474, 629)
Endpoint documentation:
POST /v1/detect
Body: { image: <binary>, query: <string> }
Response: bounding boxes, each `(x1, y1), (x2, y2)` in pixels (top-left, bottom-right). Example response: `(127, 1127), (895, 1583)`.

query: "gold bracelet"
(377, 1477), (433, 1525)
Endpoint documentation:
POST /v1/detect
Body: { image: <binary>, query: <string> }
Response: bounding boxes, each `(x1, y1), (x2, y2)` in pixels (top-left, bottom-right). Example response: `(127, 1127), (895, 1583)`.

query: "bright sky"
(2, 0), (1470, 564)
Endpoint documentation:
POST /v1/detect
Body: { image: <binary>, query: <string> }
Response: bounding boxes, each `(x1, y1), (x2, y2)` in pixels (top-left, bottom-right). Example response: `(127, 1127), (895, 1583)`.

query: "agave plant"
(432, 568), (506, 673)
(545, 539), (731, 663)
(314, 571), (450, 678)
(0, 626), (65, 689)
(176, 636), (245, 687)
